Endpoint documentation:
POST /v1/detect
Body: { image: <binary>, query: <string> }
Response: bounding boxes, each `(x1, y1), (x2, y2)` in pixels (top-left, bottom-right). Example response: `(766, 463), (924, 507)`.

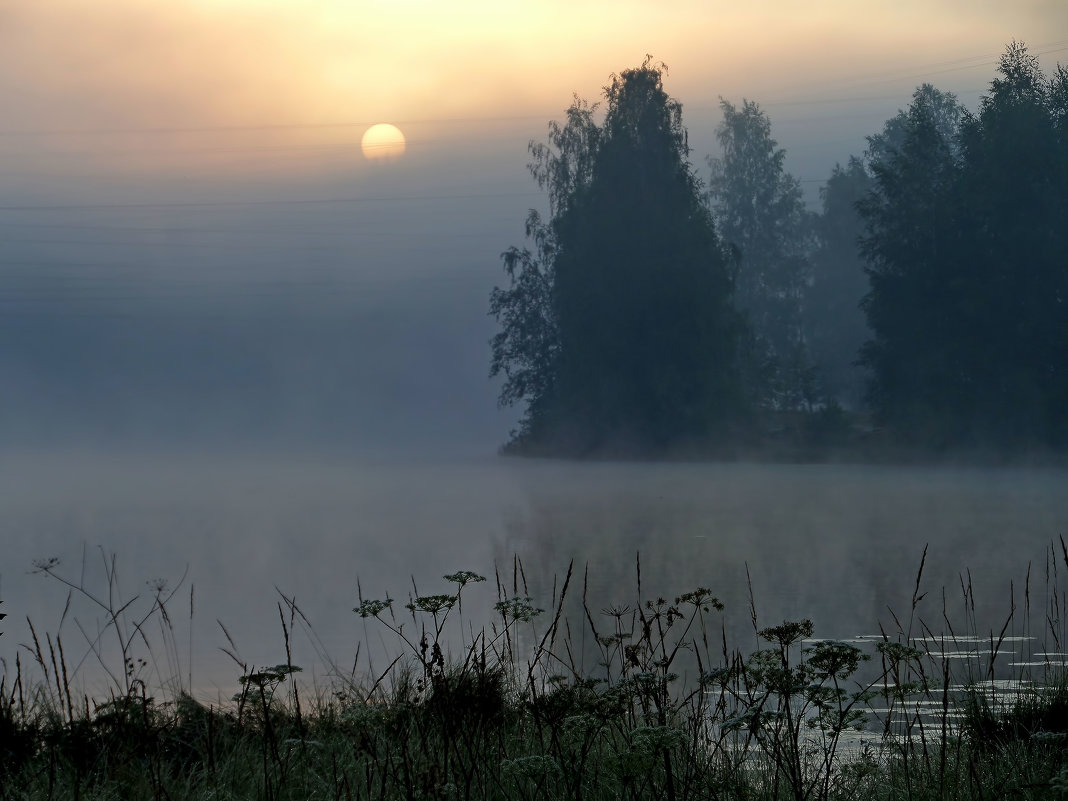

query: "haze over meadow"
(2, 1), (1067, 691)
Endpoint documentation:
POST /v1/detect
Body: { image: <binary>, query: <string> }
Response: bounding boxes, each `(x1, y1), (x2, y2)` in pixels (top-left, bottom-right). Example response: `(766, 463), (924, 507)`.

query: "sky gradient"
(1, 1), (1067, 453)
(2, 1), (1068, 697)
(4, 1), (1066, 180)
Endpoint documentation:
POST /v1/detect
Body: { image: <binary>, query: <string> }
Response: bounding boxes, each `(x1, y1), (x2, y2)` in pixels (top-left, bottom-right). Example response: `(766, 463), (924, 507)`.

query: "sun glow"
(361, 123), (407, 161)
(5, 0), (1062, 180)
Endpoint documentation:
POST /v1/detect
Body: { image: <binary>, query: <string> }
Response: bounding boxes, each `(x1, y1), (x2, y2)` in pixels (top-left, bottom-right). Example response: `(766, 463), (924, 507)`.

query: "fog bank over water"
(2, 450), (1065, 696)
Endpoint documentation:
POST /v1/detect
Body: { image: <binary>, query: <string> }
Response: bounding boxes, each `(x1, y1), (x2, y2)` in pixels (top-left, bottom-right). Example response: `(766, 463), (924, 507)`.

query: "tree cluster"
(490, 62), (745, 456)
(707, 99), (815, 412)
(490, 43), (1068, 457)
(860, 43), (1068, 449)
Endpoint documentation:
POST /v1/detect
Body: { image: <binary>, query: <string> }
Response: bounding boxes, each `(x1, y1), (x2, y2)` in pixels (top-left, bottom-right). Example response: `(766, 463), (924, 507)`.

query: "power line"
(1, 41), (1064, 140)
(716, 42), (1068, 108)
(0, 136), (523, 160)
(0, 191), (542, 213)
(0, 42), (1061, 219)
(0, 115), (553, 139)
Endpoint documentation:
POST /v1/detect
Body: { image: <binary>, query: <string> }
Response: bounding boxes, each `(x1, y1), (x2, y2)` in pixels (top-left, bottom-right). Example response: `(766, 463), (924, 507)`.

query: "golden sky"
(1, 0), (1065, 177)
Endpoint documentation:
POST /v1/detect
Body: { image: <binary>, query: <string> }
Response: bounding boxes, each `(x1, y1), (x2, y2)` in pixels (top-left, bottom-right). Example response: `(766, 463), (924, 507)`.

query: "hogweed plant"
(354, 568), (490, 702)
(711, 618), (926, 801)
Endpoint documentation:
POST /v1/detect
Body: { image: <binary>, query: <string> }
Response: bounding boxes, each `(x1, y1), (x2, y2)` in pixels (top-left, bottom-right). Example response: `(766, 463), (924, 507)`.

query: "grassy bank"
(2, 545), (1067, 800)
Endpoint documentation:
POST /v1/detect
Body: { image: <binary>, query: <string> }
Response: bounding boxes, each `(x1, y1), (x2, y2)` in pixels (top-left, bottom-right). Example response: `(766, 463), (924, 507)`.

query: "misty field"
(3, 454), (1068, 799)
(3, 525), (1068, 799)
(5, 453), (1068, 681)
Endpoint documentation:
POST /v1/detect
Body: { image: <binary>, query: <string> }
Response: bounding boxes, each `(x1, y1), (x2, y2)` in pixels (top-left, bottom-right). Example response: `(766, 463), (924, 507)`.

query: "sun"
(361, 123), (406, 161)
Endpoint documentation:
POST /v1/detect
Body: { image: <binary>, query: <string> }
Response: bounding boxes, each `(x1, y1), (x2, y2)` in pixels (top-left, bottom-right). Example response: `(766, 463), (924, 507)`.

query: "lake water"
(2, 449), (1066, 701)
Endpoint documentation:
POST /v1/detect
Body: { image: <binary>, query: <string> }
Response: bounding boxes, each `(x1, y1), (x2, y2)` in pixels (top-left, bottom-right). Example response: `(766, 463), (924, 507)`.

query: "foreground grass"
(4, 674), (1067, 800)
(2, 547), (1068, 800)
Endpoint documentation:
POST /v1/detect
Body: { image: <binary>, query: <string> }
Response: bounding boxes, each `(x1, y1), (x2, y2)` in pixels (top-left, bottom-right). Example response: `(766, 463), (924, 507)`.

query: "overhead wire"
(1, 36), (1065, 317)
(0, 191), (542, 213)
(1, 40), (1063, 142)
(1, 40), (1064, 140)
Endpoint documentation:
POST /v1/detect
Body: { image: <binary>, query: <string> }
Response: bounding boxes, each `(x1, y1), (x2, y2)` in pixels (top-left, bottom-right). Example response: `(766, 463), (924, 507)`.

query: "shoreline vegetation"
(2, 544), (1067, 799)
(500, 407), (1068, 469)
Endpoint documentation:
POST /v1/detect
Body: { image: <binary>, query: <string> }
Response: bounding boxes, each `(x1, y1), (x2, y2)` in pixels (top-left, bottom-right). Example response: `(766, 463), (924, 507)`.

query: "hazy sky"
(1, 0), (1066, 453)
(3, 3), (1068, 698)
(4, 1), (1064, 174)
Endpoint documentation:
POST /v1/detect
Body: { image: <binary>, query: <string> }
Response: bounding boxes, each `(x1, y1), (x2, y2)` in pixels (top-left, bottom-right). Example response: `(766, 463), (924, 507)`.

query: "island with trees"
(489, 44), (1068, 460)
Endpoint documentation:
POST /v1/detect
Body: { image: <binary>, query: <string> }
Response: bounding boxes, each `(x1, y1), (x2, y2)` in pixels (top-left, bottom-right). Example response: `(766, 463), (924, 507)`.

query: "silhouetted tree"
(489, 100), (601, 442)
(804, 157), (873, 407)
(860, 42), (1068, 449)
(859, 83), (964, 443)
(866, 83), (962, 171)
(803, 87), (960, 415)
(707, 99), (815, 411)
(951, 42), (1068, 446)
(490, 62), (746, 455)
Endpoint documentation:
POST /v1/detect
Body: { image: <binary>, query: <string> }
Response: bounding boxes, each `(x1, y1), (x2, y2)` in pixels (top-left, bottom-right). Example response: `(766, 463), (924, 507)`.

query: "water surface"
(2, 450), (1065, 698)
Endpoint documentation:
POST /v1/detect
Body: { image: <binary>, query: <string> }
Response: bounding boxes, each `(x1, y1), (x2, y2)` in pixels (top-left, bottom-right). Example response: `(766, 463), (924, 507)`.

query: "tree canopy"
(491, 42), (1068, 459)
(490, 62), (745, 456)
(804, 156), (872, 408)
(707, 99), (814, 411)
(859, 42), (1068, 449)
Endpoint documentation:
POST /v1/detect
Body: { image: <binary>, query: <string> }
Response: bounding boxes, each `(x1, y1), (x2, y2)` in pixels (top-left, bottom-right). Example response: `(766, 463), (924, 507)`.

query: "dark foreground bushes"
(2, 545), (1068, 799)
